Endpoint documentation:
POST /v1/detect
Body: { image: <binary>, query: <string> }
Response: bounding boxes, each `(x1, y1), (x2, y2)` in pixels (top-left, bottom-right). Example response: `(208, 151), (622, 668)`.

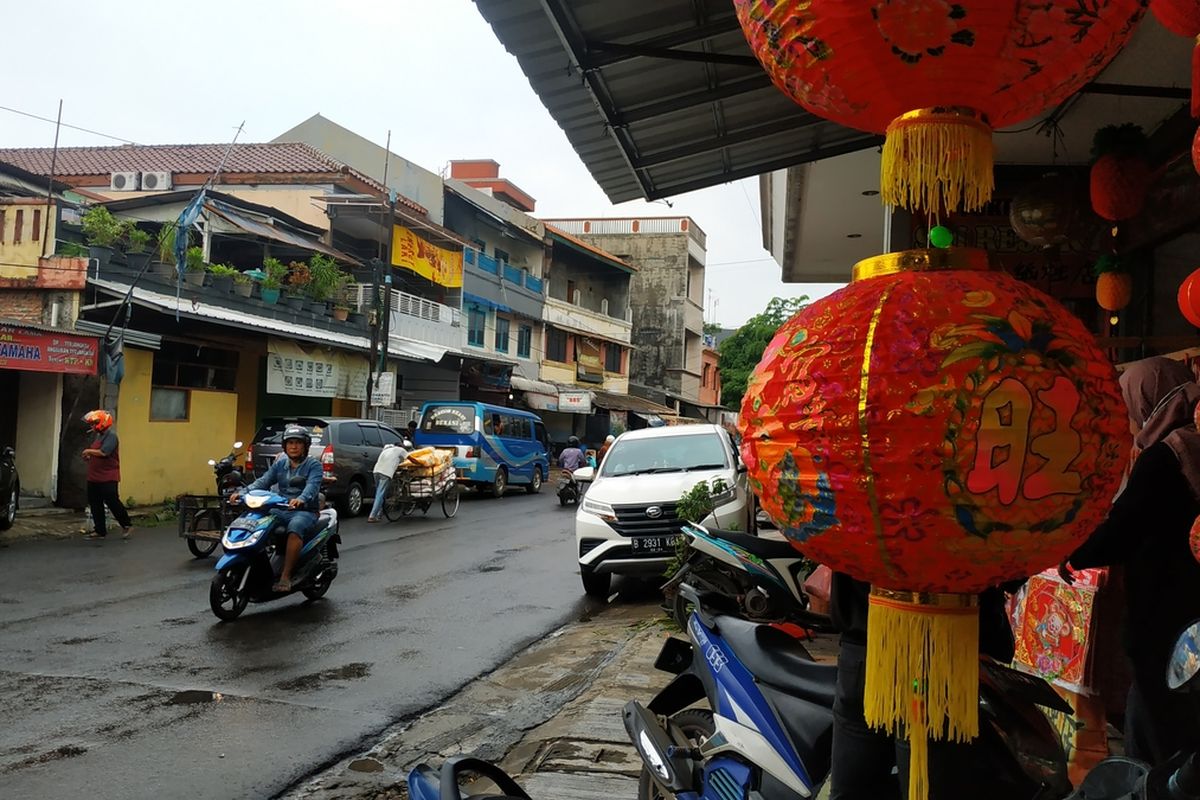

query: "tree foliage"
(718, 296), (808, 411)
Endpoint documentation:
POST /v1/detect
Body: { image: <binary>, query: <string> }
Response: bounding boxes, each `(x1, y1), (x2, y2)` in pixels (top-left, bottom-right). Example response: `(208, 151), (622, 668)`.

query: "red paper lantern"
(734, 0), (1147, 212)
(1091, 153), (1151, 221)
(1179, 268), (1200, 327)
(1151, 0), (1200, 116)
(740, 248), (1129, 799)
(1193, 126), (1200, 175)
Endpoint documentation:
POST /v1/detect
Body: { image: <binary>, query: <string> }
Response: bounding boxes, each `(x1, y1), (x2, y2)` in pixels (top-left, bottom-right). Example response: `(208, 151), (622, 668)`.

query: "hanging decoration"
(1094, 255), (1133, 312)
(740, 247), (1129, 800)
(733, 0), (1148, 213)
(1178, 267), (1200, 327)
(1192, 126), (1200, 176)
(1149, 0), (1200, 117)
(1090, 124), (1151, 222)
(1010, 172), (1085, 249)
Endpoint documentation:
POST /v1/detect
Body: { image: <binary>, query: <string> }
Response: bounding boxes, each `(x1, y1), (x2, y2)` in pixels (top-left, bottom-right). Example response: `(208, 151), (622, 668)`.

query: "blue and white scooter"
(208, 488), (341, 621)
(407, 757), (531, 800)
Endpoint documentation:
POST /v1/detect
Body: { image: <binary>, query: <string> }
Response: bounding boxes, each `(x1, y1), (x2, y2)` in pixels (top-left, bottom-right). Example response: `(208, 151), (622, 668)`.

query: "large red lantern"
(734, 0), (1147, 213)
(740, 248), (1129, 799)
(1150, 0), (1200, 116)
(1179, 267), (1200, 327)
(1090, 124), (1151, 222)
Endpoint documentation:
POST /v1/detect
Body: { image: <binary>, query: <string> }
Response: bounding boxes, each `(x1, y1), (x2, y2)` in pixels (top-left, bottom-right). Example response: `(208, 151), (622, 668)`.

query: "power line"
(0, 104), (137, 145)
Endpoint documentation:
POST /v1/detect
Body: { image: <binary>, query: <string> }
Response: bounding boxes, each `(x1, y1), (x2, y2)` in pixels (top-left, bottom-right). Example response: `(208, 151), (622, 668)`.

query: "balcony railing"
(503, 262), (523, 285)
(465, 248), (545, 296)
(350, 284), (462, 349)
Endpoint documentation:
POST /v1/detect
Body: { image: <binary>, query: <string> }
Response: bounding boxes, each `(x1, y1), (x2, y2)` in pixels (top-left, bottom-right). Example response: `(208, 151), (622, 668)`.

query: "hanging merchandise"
(1150, 0), (1200, 117)
(1010, 172), (1085, 249)
(734, 0), (1147, 213)
(1090, 124), (1151, 222)
(739, 247), (1130, 800)
(1094, 255), (1133, 312)
(1178, 267), (1200, 327)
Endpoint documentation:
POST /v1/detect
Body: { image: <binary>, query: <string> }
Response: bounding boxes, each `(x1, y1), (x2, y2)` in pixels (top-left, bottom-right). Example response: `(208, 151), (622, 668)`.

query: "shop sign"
(370, 372), (397, 406)
(558, 390), (592, 414)
(0, 324), (97, 375)
(392, 225), (464, 288)
(266, 352), (338, 398)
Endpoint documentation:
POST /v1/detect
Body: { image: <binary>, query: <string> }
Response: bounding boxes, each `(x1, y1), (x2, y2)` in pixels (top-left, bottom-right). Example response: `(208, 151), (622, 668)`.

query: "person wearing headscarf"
(1067, 356), (1200, 764)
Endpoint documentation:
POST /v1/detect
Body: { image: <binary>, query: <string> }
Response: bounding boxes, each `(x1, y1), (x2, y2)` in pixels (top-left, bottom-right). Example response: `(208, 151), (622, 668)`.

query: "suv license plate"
(630, 534), (684, 554)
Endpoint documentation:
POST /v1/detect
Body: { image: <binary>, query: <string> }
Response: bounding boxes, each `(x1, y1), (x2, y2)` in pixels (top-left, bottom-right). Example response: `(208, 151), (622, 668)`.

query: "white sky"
(0, 0), (841, 326)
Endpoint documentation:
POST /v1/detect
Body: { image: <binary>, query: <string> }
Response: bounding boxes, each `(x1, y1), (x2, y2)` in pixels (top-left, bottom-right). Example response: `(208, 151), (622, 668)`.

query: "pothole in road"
(272, 662), (372, 691)
(167, 690), (224, 705)
(348, 757), (386, 773)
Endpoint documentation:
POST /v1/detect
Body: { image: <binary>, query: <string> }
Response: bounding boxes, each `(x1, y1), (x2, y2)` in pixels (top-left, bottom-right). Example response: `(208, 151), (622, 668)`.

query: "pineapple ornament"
(1095, 255), (1133, 314)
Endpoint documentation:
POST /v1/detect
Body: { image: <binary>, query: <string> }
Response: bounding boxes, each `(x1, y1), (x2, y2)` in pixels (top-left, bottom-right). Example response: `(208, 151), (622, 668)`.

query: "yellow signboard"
(391, 226), (463, 288)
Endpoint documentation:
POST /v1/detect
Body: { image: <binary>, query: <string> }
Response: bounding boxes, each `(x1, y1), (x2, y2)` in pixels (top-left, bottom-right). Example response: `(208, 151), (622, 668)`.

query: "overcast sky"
(0, 0), (840, 327)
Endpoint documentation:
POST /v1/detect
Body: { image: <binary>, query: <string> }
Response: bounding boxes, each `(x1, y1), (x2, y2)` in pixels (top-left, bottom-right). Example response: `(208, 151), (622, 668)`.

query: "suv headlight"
(581, 498), (616, 522)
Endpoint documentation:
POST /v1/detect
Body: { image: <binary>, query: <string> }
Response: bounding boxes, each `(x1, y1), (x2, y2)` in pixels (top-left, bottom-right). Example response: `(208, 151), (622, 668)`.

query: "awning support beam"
(633, 116), (825, 170)
(580, 15), (741, 70)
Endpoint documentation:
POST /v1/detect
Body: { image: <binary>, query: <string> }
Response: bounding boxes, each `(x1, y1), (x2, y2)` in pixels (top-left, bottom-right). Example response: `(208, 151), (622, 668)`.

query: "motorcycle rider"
(558, 436), (585, 472)
(231, 425), (323, 592)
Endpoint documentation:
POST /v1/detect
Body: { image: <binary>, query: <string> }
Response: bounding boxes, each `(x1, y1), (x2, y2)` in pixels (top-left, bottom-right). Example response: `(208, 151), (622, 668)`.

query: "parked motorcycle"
(1066, 620), (1200, 799)
(625, 583), (1072, 800)
(663, 523), (832, 633)
(557, 469), (581, 506)
(407, 756), (531, 800)
(208, 486), (341, 621)
(183, 441), (247, 558)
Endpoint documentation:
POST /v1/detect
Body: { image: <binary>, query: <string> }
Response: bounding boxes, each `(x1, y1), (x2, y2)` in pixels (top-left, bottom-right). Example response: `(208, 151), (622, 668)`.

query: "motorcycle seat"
(715, 614), (836, 707)
(704, 527), (797, 561)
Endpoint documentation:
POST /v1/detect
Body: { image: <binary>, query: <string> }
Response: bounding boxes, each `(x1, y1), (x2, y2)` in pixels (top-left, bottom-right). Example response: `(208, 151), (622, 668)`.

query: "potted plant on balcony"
(151, 225), (178, 279)
(285, 261), (310, 311)
(232, 271), (253, 298)
(260, 257), (286, 305)
(184, 246), (207, 287)
(306, 254), (340, 314)
(123, 224), (152, 271)
(81, 205), (123, 268)
(207, 263), (238, 294)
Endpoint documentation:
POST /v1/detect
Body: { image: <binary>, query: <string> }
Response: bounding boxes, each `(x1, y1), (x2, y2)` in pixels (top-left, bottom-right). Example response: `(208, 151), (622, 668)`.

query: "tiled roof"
(545, 224), (636, 272)
(0, 141), (428, 217)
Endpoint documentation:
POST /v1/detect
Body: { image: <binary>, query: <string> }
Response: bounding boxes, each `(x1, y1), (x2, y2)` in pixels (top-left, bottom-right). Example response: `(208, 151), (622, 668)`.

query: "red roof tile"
(0, 142), (428, 216)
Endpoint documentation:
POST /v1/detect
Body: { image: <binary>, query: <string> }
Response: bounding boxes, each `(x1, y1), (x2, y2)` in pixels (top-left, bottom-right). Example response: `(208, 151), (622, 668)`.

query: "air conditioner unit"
(109, 171), (139, 192)
(139, 171), (172, 191)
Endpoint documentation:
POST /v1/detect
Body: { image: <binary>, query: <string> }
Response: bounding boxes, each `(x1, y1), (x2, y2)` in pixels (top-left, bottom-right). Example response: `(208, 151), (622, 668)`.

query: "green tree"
(718, 296), (808, 411)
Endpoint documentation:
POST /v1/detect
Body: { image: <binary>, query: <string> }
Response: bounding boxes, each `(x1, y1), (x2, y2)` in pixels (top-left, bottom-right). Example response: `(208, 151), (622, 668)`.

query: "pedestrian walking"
(367, 441), (409, 522)
(81, 410), (132, 541)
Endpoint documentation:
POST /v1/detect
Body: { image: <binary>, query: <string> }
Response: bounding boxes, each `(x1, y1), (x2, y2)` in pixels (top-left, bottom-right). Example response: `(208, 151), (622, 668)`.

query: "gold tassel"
(864, 588), (979, 800)
(881, 107), (995, 213)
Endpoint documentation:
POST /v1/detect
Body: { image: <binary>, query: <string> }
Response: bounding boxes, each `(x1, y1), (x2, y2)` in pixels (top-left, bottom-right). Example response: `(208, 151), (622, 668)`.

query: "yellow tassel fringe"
(881, 108), (995, 213)
(864, 590), (980, 800)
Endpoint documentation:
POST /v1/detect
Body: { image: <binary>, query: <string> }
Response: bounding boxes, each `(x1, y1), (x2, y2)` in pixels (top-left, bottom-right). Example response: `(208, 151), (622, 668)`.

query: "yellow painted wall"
(0, 201), (56, 277)
(116, 348), (238, 503)
(234, 346), (261, 449)
(539, 361), (629, 395)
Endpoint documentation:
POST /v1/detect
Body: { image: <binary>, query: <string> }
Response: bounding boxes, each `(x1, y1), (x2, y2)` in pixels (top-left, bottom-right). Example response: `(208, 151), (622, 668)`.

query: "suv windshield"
(601, 432), (729, 477)
(421, 405), (477, 435)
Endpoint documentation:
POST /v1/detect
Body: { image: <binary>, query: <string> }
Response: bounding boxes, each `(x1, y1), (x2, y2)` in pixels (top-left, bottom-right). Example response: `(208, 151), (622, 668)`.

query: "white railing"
(544, 296), (632, 344)
(350, 283), (462, 349)
(546, 217), (706, 248)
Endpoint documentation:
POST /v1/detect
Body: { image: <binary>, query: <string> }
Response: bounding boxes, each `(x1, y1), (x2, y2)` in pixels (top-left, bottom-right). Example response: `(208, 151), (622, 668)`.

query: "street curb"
(279, 601), (671, 800)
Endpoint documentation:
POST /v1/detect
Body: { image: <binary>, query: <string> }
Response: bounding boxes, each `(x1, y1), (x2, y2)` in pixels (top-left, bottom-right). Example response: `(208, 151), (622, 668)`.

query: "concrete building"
(542, 217), (707, 406)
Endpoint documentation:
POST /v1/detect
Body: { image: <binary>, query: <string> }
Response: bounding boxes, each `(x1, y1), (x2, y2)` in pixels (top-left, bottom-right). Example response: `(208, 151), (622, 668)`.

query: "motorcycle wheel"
(302, 570), (333, 601)
(209, 565), (249, 621)
(188, 509), (222, 559)
(637, 708), (715, 800)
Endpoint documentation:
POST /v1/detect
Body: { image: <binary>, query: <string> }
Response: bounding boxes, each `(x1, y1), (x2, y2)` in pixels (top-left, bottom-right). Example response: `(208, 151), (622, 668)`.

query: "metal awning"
(473, 0), (880, 202)
(590, 388), (674, 415)
(511, 375), (559, 395)
(205, 199), (361, 265)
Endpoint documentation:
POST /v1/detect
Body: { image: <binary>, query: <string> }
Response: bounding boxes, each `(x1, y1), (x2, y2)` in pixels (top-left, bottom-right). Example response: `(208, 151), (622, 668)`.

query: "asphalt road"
(0, 487), (609, 799)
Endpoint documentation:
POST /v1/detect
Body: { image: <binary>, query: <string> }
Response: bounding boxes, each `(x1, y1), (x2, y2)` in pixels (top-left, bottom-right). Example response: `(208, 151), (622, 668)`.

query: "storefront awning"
(590, 388), (674, 416)
(0, 318), (98, 375)
(511, 375), (558, 395)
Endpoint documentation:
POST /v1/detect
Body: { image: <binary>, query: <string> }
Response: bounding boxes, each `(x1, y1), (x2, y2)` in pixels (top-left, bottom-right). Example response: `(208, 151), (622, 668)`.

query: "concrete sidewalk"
(284, 597), (838, 800)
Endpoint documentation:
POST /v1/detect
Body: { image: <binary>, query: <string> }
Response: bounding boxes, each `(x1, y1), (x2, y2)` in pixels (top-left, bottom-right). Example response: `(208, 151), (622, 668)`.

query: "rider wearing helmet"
(81, 410), (133, 541)
(233, 425), (323, 592)
(558, 436), (585, 472)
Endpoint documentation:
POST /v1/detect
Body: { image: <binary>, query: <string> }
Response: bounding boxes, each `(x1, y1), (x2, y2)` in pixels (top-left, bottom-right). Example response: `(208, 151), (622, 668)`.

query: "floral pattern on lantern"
(734, 0), (1148, 212)
(741, 251), (1129, 593)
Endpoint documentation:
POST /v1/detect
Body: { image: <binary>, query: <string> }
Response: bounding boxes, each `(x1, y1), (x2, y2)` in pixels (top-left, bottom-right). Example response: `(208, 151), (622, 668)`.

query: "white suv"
(574, 424), (755, 598)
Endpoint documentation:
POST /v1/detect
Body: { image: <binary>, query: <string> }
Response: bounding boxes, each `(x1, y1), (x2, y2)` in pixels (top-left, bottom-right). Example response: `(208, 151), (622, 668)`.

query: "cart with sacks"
(383, 447), (460, 520)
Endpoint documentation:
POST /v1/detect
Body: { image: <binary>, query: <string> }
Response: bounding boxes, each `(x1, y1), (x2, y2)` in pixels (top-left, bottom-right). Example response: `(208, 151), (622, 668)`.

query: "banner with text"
(0, 324), (97, 375)
(391, 225), (463, 288)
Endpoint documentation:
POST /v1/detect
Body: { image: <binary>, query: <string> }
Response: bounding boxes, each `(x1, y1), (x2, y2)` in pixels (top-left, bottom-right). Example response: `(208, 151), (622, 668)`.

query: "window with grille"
(495, 316), (510, 353)
(547, 328), (568, 362)
(468, 306), (487, 347)
(517, 325), (532, 358)
(605, 343), (623, 373)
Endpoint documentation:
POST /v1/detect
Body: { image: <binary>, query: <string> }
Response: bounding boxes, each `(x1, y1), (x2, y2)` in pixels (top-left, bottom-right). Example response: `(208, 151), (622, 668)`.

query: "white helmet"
(605, 435), (615, 443)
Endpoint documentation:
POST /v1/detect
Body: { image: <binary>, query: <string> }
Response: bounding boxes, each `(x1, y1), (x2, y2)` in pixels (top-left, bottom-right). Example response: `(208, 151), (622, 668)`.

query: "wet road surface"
(0, 488), (607, 799)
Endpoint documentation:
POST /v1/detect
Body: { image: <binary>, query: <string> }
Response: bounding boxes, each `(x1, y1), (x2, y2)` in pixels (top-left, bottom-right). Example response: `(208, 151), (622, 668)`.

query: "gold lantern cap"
(852, 247), (994, 283)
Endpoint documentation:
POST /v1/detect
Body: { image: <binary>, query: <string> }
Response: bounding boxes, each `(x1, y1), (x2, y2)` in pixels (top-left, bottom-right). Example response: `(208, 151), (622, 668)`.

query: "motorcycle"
(625, 584), (1072, 800)
(557, 469), (581, 506)
(407, 756), (531, 800)
(663, 523), (832, 634)
(1066, 620), (1200, 799)
(183, 440), (246, 558)
(208, 485), (341, 621)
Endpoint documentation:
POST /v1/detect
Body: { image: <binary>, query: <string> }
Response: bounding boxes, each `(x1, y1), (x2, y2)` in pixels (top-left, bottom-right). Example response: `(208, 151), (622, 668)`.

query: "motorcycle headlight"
(582, 498), (616, 522)
(222, 528), (265, 550)
(244, 494), (268, 509)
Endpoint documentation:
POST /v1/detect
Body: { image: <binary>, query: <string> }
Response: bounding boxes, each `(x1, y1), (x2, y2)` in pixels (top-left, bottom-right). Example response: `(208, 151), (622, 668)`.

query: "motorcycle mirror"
(233, 441), (243, 449)
(1168, 620), (1200, 691)
(207, 459), (217, 466)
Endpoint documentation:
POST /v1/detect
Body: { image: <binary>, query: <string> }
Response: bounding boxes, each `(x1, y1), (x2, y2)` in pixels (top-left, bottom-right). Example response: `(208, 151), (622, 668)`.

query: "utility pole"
(41, 99), (62, 258)
(366, 131), (393, 417)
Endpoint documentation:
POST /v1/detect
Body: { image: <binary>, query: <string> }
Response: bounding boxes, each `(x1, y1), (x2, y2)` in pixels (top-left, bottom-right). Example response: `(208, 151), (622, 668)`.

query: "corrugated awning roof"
(473, 0), (880, 203)
(590, 388), (674, 415)
(204, 199), (362, 266)
(545, 224), (636, 273)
